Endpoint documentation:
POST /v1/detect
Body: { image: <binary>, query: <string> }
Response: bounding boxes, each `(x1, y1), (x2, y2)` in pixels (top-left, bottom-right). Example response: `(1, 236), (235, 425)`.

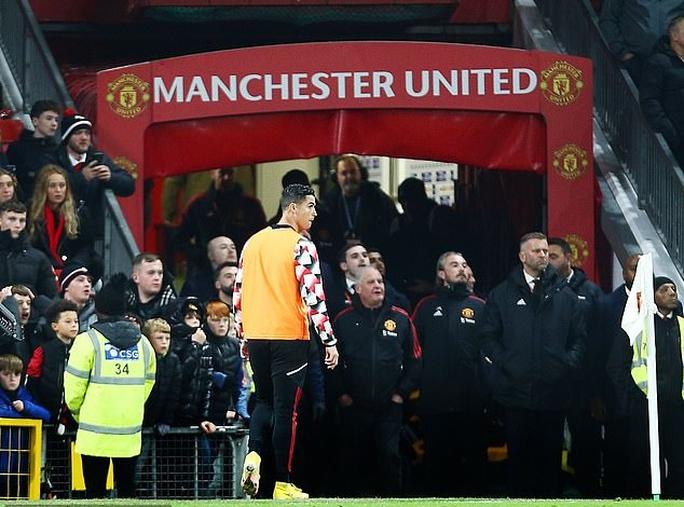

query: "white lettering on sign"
(153, 68), (538, 104)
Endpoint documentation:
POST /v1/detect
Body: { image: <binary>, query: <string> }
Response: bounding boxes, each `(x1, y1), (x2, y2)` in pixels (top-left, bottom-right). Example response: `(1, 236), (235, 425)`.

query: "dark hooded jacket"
(641, 35), (684, 160)
(6, 129), (57, 200)
(0, 229), (57, 298)
(143, 349), (182, 427)
(478, 266), (586, 410)
(177, 324), (242, 425)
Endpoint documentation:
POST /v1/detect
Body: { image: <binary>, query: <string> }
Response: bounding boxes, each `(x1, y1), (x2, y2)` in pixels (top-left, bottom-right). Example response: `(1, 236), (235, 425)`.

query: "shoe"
(273, 481), (309, 499)
(241, 451), (261, 497)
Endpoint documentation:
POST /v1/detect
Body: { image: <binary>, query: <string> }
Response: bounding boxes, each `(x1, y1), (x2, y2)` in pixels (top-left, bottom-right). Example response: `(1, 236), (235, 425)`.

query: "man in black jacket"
(321, 155), (397, 262)
(50, 111), (135, 235)
(7, 100), (60, 200)
(412, 251), (487, 497)
(0, 201), (56, 299)
(548, 237), (604, 496)
(479, 232), (586, 498)
(641, 15), (684, 165)
(332, 266), (421, 497)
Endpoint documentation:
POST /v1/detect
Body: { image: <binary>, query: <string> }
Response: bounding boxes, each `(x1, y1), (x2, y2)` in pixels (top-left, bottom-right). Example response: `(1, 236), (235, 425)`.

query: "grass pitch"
(9, 499), (684, 507)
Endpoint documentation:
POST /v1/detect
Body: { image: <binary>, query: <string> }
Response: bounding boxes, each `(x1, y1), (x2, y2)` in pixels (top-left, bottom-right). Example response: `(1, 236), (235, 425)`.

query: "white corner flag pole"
(622, 253), (661, 500)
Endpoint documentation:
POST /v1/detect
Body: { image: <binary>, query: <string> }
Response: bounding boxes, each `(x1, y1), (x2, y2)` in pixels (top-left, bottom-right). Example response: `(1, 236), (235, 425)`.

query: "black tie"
(531, 278), (542, 307)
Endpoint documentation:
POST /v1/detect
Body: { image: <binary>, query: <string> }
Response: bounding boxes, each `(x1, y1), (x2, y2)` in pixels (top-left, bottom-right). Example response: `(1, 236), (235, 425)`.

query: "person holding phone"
(50, 109), (135, 236)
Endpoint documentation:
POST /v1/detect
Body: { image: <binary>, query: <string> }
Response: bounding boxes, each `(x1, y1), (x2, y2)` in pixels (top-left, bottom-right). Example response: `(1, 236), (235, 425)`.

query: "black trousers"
(248, 339), (309, 483)
(504, 408), (564, 498)
(340, 402), (402, 497)
(81, 454), (138, 498)
(421, 411), (487, 497)
(567, 405), (602, 496)
(625, 402), (684, 499)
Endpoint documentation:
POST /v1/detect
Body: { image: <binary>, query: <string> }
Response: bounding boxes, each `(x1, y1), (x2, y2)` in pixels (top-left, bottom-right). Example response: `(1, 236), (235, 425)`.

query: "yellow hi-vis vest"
(631, 316), (684, 397)
(64, 328), (156, 458)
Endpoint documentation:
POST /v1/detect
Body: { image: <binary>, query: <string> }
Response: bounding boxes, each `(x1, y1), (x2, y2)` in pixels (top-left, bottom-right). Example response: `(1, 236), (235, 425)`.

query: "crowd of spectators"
(0, 98), (680, 500)
(598, 1), (684, 165)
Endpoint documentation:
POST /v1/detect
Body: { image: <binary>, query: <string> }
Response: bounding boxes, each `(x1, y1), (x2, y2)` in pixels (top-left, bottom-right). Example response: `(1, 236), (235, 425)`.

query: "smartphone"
(90, 151), (105, 164)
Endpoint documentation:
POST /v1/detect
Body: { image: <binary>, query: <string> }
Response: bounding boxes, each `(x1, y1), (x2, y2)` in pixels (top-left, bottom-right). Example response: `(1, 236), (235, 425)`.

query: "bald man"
(181, 236), (238, 301)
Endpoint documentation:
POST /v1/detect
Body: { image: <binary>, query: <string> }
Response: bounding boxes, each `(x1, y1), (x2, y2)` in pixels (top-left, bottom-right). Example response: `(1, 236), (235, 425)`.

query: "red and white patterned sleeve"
(294, 237), (337, 347)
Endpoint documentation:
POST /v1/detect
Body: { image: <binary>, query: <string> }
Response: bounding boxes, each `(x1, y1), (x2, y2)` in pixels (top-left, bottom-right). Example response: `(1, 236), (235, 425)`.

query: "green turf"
(9, 499), (684, 506)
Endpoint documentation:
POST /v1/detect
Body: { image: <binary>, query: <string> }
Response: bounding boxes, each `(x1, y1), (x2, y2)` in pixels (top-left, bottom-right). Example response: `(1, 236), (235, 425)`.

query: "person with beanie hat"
(64, 272), (156, 498)
(60, 263), (100, 331)
(622, 275), (684, 498)
(48, 108), (134, 237)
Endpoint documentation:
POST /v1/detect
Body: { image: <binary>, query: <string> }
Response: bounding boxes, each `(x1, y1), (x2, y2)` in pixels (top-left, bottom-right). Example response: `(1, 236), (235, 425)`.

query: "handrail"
(103, 189), (141, 277)
(0, 0), (73, 112)
(534, 0), (684, 272)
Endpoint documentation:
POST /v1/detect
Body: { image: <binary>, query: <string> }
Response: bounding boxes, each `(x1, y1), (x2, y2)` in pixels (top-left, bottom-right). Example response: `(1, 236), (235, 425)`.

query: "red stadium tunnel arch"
(96, 41), (595, 277)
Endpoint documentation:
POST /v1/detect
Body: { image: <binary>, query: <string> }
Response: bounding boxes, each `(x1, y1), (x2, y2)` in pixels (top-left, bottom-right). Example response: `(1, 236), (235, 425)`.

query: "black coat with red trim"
(331, 294), (422, 409)
(412, 284), (486, 415)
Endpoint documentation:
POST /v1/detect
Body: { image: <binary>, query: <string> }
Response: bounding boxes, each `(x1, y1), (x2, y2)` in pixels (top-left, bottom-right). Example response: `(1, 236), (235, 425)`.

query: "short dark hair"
(519, 232), (547, 248)
(214, 261), (238, 282)
(0, 200), (26, 215)
(548, 237), (572, 255)
(337, 241), (365, 264)
(668, 15), (684, 35)
(279, 184), (315, 211)
(45, 299), (78, 325)
(30, 100), (60, 119)
(11, 284), (33, 299)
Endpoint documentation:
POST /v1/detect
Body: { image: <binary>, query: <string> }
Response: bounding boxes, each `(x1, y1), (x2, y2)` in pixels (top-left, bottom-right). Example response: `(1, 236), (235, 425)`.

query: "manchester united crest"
(540, 61), (583, 106)
(112, 156), (139, 180)
(384, 319), (397, 332)
(461, 308), (474, 319)
(106, 74), (150, 119)
(552, 144), (589, 180)
(564, 233), (589, 267)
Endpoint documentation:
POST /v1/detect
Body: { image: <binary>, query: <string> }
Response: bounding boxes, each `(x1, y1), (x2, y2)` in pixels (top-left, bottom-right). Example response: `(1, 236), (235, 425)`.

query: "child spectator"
(0, 353), (50, 498)
(26, 300), (79, 423)
(163, 296), (205, 361)
(141, 318), (181, 434)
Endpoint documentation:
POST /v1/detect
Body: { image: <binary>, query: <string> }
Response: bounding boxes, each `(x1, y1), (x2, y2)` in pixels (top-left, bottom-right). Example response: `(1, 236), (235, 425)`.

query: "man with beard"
(50, 110), (135, 233)
(547, 237), (604, 496)
(213, 261), (238, 307)
(321, 155), (397, 259)
(411, 252), (487, 496)
(479, 232), (586, 498)
(178, 167), (266, 274)
(181, 236), (238, 301)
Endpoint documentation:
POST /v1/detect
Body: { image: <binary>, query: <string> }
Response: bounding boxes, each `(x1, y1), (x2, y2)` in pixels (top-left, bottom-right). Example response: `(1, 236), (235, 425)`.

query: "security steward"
(627, 276), (684, 498)
(331, 266), (422, 497)
(64, 273), (156, 498)
(411, 251), (487, 497)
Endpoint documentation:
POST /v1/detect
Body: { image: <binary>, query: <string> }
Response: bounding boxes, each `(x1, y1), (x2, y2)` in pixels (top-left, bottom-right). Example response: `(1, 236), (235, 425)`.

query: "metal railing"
(44, 425), (248, 499)
(103, 190), (141, 278)
(534, 0), (684, 272)
(0, 0), (73, 112)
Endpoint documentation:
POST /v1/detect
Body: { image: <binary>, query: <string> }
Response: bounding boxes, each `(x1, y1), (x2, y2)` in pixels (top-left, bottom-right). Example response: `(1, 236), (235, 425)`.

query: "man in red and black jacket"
(331, 266), (421, 497)
(411, 251), (487, 497)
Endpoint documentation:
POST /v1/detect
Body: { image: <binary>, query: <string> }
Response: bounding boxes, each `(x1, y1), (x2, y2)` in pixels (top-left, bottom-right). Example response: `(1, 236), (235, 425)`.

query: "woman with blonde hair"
(29, 164), (99, 277)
